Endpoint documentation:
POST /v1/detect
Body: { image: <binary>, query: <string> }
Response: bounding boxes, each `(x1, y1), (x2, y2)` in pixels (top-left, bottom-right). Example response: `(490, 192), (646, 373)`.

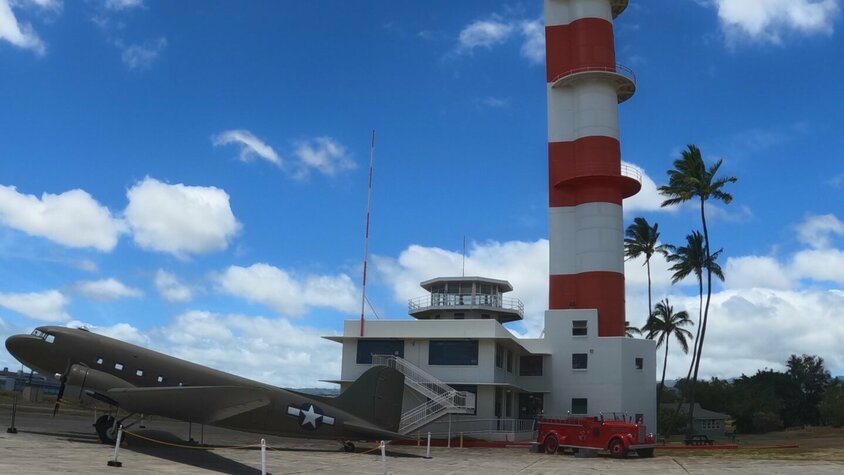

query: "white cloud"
(0, 0), (47, 55)
(292, 137), (355, 179)
(154, 269), (193, 303)
(72, 278), (143, 301)
(622, 162), (671, 214)
(724, 255), (793, 290)
(795, 213), (844, 248)
(790, 248), (844, 284)
(709, 0), (840, 44)
(519, 19), (545, 64)
(0, 185), (125, 251)
(212, 129), (282, 166)
(0, 289), (70, 322)
(104, 0), (143, 10)
(457, 19), (515, 53)
(215, 263), (358, 317)
(124, 177), (241, 258)
(118, 36), (167, 70)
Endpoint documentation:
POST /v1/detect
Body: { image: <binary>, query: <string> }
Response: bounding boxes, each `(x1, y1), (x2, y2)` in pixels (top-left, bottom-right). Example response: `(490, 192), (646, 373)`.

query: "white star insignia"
(300, 404), (322, 429)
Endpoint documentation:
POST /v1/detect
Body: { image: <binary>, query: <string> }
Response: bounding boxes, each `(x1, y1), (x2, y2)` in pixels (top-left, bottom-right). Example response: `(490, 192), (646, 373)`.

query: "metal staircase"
(370, 354), (476, 434)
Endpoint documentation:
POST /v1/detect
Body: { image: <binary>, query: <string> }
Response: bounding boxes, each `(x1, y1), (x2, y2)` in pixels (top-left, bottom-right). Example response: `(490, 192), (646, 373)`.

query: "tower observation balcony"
(610, 0), (629, 18)
(550, 63), (636, 103)
(553, 163), (642, 199)
(407, 276), (524, 324)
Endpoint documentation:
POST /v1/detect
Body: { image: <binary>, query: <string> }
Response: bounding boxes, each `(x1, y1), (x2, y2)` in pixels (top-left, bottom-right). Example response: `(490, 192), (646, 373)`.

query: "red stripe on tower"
(545, 0), (639, 336)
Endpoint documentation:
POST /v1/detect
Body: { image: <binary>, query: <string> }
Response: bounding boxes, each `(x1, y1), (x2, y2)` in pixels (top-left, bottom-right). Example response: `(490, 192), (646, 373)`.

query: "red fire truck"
(536, 413), (656, 458)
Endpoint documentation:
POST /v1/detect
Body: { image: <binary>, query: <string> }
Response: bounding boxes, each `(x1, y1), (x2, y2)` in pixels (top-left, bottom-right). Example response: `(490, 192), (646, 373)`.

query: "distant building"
(0, 367), (61, 396)
(662, 403), (730, 437)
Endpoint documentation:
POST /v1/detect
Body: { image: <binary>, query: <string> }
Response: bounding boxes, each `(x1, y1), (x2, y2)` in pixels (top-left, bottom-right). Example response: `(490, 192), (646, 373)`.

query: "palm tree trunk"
(688, 197), (712, 434)
(647, 260), (653, 318)
(658, 338), (669, 409)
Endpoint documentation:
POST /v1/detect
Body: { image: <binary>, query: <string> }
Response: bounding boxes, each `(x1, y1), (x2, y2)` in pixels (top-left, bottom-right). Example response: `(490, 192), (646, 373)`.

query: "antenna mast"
(359, 130), (376, 337)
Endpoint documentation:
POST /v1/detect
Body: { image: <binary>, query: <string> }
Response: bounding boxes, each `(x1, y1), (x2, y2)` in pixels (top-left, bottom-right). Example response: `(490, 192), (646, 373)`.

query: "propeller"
(53, 363), (71, 417)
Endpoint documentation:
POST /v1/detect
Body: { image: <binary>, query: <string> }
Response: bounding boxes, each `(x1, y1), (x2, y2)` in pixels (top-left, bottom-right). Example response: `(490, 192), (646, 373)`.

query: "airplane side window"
(136, 369), (144, 377)
(45, 334), (55, 343)
(115, 362), (124, 371)
(157, 375), (166, 384)
(96, 357), (103, 365)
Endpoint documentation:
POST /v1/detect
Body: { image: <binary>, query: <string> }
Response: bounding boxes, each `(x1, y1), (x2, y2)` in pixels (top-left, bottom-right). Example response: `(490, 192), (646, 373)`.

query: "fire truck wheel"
(637, 448), (654, 458)
(543, 435), (559, 454)
(609, 439), (628, 459)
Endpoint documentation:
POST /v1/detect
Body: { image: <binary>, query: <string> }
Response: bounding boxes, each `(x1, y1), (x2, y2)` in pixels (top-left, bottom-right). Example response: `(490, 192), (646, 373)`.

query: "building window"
(135, 369), (144, 377)
(356, 339), (404, 364)
(114, 363), (124, 371)
(495, 344), (504, 368)
(454, 313), (465, 319)
(572, 320), (587, 336)
(506, 350), (513, 373)
(505, 390), (513, 417)
(571, 398), (588, 414)
(429, 340), (478, 365)
(635, 357), (644, 370)
(95, 357), (103, 365)
(481, 314), (490, 319)
(519, 355), (543, 376)
(572, 353), (588, 370)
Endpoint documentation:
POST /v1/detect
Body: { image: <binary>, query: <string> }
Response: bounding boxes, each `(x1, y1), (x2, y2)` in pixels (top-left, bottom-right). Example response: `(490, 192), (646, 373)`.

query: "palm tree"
(624, 217), (670, 324)
(625, 321), (642, 338)
(658, 144), (736, 431)
(643, 299), (693, 408)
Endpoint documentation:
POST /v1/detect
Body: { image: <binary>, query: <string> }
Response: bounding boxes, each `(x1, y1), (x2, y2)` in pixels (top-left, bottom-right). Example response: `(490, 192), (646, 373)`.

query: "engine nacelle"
(63, 364), (134, 406)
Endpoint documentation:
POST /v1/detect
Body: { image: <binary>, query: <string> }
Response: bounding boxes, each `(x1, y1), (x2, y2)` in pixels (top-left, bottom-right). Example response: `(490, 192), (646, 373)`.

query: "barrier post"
(459, 432), (463, 448)
(107, 425), (124, 467)
(447, 415), (452, 448)
(425, 432), (431, 459)
(260, 438), (267, 475)
(6, 394), (17, 434)
(380, 440), (386, 475)
(417, 431), (420, 446)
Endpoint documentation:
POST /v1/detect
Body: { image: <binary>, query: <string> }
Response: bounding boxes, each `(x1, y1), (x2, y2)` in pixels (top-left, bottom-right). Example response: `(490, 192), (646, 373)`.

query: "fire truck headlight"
(626, 433), (633, 440)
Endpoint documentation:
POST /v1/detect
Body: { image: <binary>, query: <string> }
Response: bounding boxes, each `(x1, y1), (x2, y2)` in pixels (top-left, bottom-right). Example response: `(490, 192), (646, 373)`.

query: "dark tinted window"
(635, 357), (644, 370)
(520, 355), (543, 376)
(572, 353), (588, 369)
(429, 340), (478, 365)
(572, 320), (587, 336)
(356, 340), (404, 364)
(572, 398), (588, 414)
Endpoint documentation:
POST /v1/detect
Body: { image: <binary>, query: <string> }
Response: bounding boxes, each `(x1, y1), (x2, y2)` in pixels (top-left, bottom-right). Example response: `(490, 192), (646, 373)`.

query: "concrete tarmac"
(1, 408), (843, 474)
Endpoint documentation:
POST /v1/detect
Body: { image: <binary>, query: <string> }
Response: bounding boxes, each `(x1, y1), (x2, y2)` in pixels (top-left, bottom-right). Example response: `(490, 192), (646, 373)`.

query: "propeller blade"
(53, 375), (67, 417)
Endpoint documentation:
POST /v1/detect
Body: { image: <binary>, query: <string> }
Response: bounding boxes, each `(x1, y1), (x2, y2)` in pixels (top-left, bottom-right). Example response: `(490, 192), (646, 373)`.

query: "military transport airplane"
(5, 326), (405, 451)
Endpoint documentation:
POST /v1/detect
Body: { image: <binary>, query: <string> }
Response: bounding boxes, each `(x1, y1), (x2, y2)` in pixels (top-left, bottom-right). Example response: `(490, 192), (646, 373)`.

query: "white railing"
(550, 63), (636, 86)
(417, 418), (537, 438)
(620, 164), (642, 183)
(408, 294), (524, 316)
(371, 354), (476, 434)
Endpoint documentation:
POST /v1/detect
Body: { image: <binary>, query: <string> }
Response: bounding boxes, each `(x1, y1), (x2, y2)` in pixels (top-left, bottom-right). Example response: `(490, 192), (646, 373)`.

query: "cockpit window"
(31, 329), (56, 343)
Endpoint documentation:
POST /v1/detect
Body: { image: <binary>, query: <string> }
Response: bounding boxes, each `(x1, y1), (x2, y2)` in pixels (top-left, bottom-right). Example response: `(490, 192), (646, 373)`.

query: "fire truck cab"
(536, 413), (655, 458)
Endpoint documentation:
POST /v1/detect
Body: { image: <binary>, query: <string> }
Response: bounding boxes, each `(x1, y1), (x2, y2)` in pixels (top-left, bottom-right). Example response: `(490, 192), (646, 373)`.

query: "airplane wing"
(106, 386), (270, 424)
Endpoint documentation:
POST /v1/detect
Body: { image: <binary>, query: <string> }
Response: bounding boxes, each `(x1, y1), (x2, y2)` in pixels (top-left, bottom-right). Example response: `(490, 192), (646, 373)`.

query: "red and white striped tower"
(545, 0), (640, 337)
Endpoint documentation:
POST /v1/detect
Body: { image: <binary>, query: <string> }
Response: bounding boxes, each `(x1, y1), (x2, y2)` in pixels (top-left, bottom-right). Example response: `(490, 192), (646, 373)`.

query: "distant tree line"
(660, 354), (842, 434)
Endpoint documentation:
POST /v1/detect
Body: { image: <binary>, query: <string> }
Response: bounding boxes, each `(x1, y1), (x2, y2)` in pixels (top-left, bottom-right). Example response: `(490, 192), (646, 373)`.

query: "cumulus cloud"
(72, 278), (143, 301)
(104, 0), (143, 10)
(124, 177), (241, 258)
(212, 129), (282, 166)
(519, 19), (545, 64)
(724, 255), (793, 290)
(292, 137), (355, 179)
(117, 36), (167, 70)
(0, 289), (70, 322)
(0, 0), (47, 55)
(154, 269), (193, 303)
(215, 263), (358, 317)
(622, 162), (671, 214)
(0, 185), (125, 251)
(790, 248), (844, 284)
(707, 0), (841, 45)
(795, 213), (844, 248)
(457, 19), (515, 53)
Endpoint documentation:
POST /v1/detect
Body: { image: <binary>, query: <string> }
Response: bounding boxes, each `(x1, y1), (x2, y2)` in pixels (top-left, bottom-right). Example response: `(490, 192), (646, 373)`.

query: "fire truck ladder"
(370, 354), (476, 434)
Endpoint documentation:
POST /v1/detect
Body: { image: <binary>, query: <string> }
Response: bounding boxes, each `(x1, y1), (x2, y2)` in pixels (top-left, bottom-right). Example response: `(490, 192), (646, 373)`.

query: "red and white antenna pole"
(360, 130), (375, 337)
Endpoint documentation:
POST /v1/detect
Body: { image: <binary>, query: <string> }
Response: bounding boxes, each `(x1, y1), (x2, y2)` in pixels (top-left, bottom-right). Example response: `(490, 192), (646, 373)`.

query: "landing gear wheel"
(343, 441), (355, 452)
(637, 448), (654, 458)
(94, 415), (117, 445)
(609, 439), (628, 459)
(543, 435), (559, 454)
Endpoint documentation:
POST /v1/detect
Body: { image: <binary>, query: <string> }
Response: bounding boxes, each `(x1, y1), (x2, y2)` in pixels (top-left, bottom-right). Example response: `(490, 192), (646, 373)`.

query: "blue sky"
(1, 0), (843, 387)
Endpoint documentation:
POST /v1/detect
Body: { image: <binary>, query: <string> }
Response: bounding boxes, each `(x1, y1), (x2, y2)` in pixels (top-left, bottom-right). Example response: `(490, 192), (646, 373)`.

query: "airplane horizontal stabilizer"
(107, 386), (270, 424)
(342, 421), (405, 440)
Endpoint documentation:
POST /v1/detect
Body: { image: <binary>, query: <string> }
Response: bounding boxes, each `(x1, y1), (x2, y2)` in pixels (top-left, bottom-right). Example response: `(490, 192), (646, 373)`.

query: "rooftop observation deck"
(408, 276), (524, 324)
(610, 0), (629, 18)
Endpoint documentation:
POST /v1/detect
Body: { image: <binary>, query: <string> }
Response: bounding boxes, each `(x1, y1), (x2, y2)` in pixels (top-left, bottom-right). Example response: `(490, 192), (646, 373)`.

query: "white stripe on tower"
(545, 0), (639, 337)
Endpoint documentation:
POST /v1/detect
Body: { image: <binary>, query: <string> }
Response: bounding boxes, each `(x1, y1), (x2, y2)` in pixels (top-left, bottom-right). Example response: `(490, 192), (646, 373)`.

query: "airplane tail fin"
(333, 366), (405, 433)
